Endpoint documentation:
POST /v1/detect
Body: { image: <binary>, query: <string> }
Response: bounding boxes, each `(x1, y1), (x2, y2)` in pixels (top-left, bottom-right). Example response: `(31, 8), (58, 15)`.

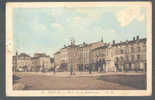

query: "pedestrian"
(53, 66), (56, 75)
(84, 65), (86, 72)
(70, 66), (73, 75)
(96, 61), (98, 72)
(81, 64), (83, 72)
(89, 64), (92, 74)
(115, 64), (118, 72)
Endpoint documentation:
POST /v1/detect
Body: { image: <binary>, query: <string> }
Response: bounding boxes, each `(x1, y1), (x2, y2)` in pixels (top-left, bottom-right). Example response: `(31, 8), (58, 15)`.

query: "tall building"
(54, 36), (146, 72)
(32, 53), (52, 72)
(13, 52), (52, 72)
(112, 36), (147, 72)
(54, 40), (81, 72)
(13, 52), (32, 72)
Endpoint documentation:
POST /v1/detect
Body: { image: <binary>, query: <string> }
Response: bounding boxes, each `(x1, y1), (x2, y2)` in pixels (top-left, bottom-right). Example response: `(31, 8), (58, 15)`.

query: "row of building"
(13, 53), (53, 72)
(13, 35), (147, 72)
(54, 36), (147, 72)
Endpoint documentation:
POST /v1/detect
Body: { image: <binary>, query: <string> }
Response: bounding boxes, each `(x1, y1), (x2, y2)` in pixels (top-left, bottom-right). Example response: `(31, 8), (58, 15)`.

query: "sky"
(13, 6), (147, 57)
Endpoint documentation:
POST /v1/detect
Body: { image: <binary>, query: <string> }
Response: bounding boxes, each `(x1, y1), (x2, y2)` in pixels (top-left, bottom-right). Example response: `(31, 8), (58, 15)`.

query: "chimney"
(113, 40), (115, 44)
(101, 35), (103, 42)
(136, 35), (139, 40)
(133, 37), (135, 41)
(16, 51), (18, 56)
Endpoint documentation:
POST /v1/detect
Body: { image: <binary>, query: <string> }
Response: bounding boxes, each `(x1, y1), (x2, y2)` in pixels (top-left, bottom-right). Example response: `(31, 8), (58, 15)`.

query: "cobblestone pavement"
(13, 72), (146, 90)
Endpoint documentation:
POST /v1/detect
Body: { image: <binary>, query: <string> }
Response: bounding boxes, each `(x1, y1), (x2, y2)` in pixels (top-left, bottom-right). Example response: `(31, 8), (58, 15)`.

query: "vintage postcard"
(6, 2), (152, 96)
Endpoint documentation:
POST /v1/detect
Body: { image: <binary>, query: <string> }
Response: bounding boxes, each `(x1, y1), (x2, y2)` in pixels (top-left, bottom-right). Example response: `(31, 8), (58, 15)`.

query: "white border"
(6, 2), (152, 96)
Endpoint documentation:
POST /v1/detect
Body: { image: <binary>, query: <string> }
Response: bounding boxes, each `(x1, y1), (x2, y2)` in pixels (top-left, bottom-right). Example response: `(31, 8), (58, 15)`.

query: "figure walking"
(53, 66), (56, 74)
(89, 64), (92, 74)
(70, 66), (73, 75)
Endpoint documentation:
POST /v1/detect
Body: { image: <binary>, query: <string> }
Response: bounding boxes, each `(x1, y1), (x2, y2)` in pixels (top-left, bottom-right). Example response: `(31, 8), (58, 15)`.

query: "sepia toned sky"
(13, 6), (146, 57)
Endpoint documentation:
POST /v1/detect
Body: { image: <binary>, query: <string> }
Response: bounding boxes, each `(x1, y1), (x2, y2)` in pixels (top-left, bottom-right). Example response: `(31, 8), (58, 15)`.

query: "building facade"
(13, 53), (52, 72)
(13, 36), (146, 73)
(54, 40), (81, 72)
(54, 36), (146, 72)
(13, 53), (32, 72)
(32, 53), (52, 72)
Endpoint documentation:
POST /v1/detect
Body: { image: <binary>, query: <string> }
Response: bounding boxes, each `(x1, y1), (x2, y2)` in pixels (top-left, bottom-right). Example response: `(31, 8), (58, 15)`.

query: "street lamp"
(70, 45), (74, 75)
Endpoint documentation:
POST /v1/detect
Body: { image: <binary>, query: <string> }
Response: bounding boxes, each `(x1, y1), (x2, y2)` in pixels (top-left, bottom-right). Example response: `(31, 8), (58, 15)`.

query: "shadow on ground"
(24, 85), (32, 90)
(97, 74), (146, 90)
(13, 75), (32, 90)
(13, 74), (21, 84)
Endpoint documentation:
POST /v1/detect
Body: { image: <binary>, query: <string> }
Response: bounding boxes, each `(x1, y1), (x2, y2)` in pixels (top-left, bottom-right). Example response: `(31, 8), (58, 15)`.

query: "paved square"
(13, 72), (146, 90)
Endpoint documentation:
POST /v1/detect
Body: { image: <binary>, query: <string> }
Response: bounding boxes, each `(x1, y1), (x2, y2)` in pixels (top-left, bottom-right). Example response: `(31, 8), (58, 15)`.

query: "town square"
(8, 3), (149, 92)
(13, 36), (147, 90)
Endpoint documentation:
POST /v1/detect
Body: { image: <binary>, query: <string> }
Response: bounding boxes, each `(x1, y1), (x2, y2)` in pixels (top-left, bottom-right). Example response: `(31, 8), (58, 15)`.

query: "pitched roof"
(112, 38), (146, 46)
(34, 53), (50, 57)
(92, 45), (108, 51)
(18, 53), (31, 57)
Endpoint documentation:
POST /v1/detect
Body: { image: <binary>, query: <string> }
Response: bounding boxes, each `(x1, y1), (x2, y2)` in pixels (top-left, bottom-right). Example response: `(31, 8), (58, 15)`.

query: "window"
(120, 50), (123, 54)
(115, 57), (119, 62)
(111, 51), (113, 56)
(131, 47), (134, 53)
(137, 47), (141, 52)
(131, 55), (134, 61)
(125, 49), (128, 54)
(137, 55), (140, 60)
(120, 57), (123, 61)
(126, 56), (129, 61)
(117, 49), (119, 55)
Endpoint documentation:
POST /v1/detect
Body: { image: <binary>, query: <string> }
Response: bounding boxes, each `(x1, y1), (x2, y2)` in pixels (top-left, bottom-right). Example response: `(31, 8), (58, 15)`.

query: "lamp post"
(53, 60), (56, 74)
(70, 48), (74, 75)
(70, 44), (74, 75)
(96, 54), (99, 72)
